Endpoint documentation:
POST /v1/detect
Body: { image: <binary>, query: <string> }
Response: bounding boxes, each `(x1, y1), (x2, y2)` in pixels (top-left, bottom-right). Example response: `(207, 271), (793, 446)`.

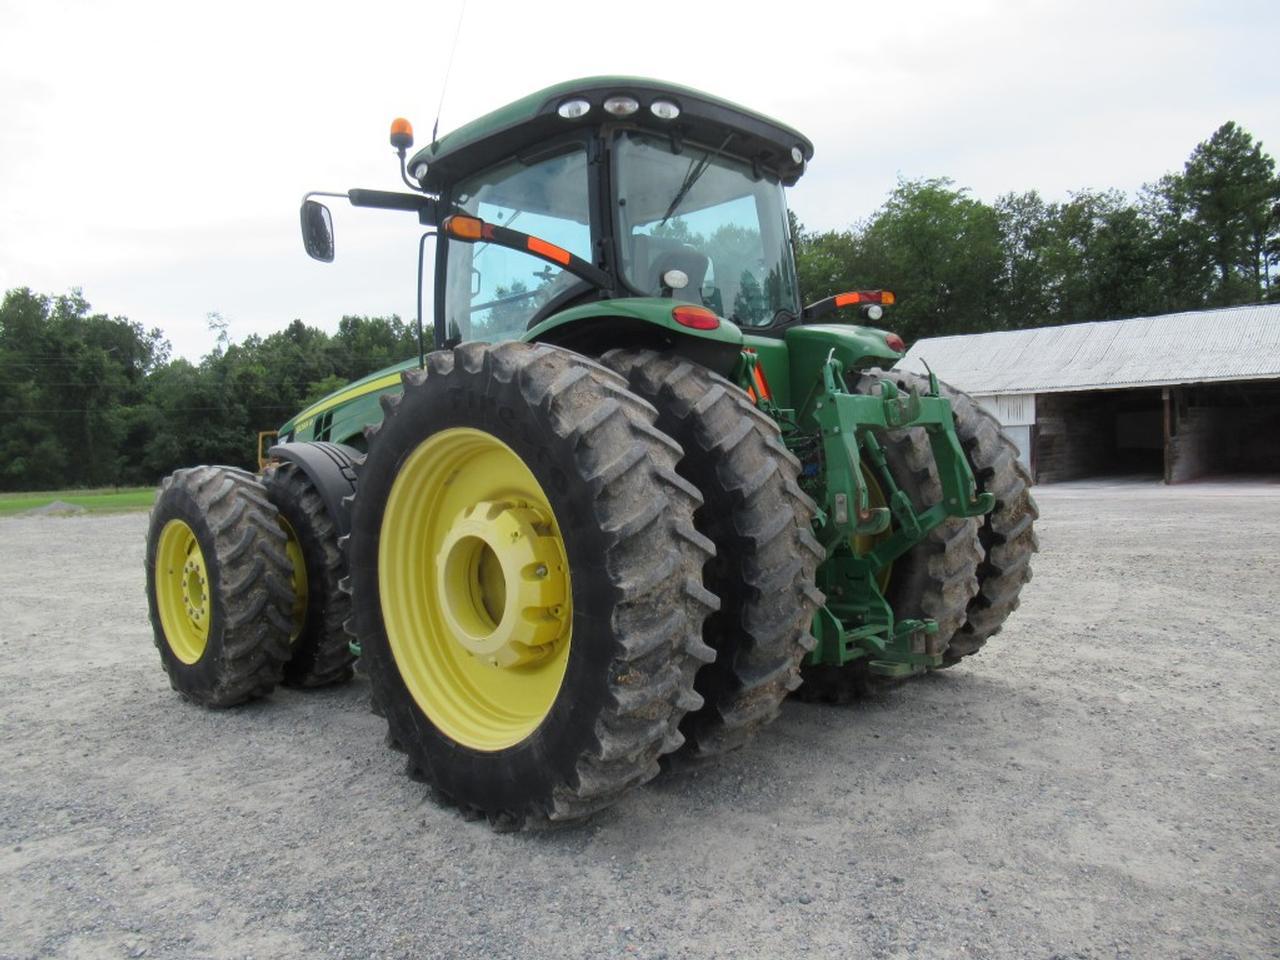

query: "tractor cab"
(303, 78), (816, 350)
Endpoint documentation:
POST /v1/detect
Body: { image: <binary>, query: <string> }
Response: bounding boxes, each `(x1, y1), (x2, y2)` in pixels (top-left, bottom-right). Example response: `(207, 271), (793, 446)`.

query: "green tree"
(1145, 122), (1280, 305)
(0, 288), (167, 489)
(994, 190), (1056, 327)
(854, 178), (1005, 341)
(792, 217), (863, 305)
(1036, 189), (1161, 323)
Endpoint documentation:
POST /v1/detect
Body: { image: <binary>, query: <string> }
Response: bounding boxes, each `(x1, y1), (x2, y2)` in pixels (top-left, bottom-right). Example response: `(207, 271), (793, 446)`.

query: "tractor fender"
(785, 323), (903, 387)
(267, 441), (361, 538)
(523, 297), (744, 377)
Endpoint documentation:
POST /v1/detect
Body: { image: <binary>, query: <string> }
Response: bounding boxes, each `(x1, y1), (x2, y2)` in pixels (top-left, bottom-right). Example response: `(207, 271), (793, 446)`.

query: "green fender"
(784, 324), (903, 389)
(523, 297), (744, 376)
(737, 324), (903, 411)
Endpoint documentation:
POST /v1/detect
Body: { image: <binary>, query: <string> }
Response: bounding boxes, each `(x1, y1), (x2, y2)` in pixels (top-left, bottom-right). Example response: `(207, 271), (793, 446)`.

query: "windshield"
(444, 144), (591, 342)
(615, 130), (799, 327)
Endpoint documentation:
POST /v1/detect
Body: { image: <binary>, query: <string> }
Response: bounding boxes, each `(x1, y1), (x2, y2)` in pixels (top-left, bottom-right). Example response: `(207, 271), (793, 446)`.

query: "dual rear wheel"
(146, 461), (356, 707)
(347, 343), (825, 824)
(795, 369), (1039, 702)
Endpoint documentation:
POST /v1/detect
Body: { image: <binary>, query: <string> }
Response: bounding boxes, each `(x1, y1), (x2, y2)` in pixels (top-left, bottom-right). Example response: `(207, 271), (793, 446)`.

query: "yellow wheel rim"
(155, 519), (211, 664)
(853, 463), (893, 592)
(379, 427), (572, 752)
(280, 517), (308, 642)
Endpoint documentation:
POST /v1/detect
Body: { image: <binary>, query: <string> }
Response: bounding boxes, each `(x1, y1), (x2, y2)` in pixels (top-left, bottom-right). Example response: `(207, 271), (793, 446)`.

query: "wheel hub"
(435, 500), (568, 668)
(181, 556), (208, 624)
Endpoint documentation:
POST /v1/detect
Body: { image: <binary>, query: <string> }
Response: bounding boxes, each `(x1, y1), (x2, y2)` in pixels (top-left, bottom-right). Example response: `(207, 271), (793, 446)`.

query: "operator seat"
(650, 246), (710, 304)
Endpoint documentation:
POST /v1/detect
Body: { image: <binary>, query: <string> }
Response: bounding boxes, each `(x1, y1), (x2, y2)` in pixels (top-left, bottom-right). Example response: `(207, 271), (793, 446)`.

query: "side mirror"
(300, 200), (334, 262)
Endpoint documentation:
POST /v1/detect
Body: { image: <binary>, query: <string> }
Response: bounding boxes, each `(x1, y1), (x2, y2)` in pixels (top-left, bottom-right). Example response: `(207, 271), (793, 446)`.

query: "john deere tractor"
(145, 78), (1037, 827)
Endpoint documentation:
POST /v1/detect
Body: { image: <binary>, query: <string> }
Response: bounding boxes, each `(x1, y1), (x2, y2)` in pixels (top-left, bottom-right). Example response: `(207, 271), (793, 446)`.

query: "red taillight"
(672, 305), (719, 330)
(885, 332), (906, 353)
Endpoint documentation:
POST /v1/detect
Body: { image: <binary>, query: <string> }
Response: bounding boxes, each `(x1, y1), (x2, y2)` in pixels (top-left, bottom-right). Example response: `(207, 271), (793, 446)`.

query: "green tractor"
(144, 78), (1037, 827)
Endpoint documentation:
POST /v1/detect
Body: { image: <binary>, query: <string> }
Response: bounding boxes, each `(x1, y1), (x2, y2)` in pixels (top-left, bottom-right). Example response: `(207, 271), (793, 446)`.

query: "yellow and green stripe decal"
(291, 371), (406, 432)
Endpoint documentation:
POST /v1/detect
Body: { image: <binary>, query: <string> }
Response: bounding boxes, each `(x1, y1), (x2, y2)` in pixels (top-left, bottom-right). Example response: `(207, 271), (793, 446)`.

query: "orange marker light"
(527, 236), (571, 265)
(390, 117), (414, 150)
(445, 215), (485, 241)
(832, 290), (895, 308)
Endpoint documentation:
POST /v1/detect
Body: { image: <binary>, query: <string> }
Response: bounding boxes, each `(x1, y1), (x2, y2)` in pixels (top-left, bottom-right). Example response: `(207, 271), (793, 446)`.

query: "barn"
(898, 304), (1280, 483)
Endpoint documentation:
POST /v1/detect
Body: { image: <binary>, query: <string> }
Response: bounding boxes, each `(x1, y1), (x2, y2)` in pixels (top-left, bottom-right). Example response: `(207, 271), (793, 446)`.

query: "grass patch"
(0, 486), (156, 516)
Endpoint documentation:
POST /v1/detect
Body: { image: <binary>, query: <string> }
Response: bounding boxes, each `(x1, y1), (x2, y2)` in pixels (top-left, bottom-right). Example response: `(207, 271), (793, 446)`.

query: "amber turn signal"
(444, 215), (486, 241)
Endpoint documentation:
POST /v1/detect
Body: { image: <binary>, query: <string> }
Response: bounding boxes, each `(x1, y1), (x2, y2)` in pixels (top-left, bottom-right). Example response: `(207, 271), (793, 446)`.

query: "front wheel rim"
(279, 516), (308, 642)
(378, 427), (573, 752)
(155, 519), (211, 664)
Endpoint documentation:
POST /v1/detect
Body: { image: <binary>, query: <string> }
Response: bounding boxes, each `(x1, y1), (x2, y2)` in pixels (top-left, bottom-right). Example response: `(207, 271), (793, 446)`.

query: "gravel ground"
(2, 480), (1278, 960)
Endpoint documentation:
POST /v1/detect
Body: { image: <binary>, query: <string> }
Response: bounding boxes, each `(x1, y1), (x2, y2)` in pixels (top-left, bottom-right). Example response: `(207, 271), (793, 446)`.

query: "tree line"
(0, 291), (419, 491)
(1, 121), (1276, 491)
(794, 121), (1279, 342)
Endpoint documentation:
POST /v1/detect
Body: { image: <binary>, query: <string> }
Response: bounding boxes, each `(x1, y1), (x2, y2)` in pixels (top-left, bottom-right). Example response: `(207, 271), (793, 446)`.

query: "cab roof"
(409, 76), (815, 193)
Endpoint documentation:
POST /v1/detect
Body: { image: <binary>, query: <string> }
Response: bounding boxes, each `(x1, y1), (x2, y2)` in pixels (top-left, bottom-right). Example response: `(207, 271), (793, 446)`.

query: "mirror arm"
(302, 190), (350, 204)
(347, 189), (438, 226)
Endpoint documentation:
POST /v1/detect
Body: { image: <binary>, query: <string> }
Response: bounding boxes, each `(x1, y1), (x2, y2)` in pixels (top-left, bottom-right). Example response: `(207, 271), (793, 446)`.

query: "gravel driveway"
(2, 481), (1277, 959)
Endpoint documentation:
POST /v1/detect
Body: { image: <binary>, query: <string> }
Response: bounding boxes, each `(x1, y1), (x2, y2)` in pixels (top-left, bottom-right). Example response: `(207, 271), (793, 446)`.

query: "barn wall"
(973, 393), (1035, 467)
(1033, 393), (1115, 482)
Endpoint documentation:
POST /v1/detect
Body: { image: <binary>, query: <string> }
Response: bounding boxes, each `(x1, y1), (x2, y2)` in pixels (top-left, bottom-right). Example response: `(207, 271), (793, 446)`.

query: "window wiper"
(657, 132), (734, 229)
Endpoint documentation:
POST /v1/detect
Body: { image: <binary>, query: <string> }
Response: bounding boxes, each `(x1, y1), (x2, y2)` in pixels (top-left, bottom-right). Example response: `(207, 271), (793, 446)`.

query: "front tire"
(145, 466), (293, 707)
(348, 343), (717, 827)
(262, 461), (355, 687)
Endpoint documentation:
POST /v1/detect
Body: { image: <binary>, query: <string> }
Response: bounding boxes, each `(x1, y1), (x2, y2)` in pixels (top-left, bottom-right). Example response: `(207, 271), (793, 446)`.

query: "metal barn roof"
(898, 303), (1280, 396)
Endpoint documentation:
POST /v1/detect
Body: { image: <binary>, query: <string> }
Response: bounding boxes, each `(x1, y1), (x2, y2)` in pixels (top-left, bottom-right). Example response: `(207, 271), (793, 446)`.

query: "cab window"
(443, 145), (592, 342)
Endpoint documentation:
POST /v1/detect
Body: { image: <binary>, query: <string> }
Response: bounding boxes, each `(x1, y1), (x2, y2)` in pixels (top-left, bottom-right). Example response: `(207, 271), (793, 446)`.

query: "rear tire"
(877, 410), (984, 647)
(145, 466), (293, 707)
(348, 342), (717, 827)
(263, 461), (355, 687)
(932, 380), (1039, 663)
(602, 348), (824, 756)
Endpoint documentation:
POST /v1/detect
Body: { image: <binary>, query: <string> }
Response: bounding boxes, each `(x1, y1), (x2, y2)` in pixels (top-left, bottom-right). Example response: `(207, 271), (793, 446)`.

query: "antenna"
(431, 0), (467, 147)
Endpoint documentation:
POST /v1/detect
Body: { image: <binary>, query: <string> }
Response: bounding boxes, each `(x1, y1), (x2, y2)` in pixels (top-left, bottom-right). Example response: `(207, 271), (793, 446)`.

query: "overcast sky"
(2, 0), (1276, 360)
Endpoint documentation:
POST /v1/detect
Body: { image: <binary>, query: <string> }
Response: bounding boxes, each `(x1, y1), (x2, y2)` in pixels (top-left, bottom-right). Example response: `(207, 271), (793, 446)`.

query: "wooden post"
(1162, 386), (1172, 484)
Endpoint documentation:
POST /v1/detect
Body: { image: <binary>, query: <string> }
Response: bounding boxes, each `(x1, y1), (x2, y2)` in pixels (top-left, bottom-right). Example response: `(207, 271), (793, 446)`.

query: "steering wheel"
(526, 279), (594, 329)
